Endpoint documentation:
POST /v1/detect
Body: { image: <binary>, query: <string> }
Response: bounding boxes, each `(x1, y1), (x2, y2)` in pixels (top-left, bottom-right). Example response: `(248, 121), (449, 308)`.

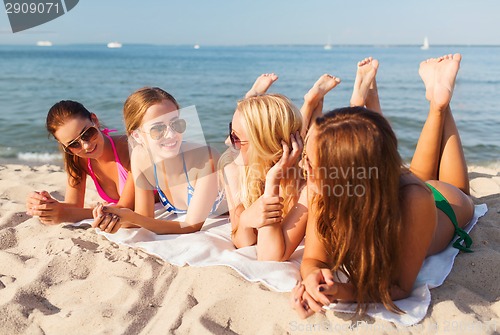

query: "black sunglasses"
(229, 122), (248, 150)
(62, 125), (99, 154)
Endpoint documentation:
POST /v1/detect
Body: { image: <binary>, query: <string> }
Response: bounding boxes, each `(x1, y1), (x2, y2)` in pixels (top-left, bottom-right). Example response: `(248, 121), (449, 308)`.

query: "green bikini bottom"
(426, 183), (473, 253)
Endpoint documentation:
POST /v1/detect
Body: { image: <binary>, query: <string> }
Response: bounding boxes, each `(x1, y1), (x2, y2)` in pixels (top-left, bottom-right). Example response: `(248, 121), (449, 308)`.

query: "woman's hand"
(290, 282), (325, 319)
(91, 203), (123, 234)
(239, 195), (284, 229)
(266, 132), (303, 185)
(26, 190), (63, 225)
(301, 268), (336, 307)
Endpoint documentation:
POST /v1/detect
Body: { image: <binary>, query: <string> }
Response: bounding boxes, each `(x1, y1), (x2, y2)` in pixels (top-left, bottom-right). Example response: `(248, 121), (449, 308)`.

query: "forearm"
(59, 204), (93, 223)
(256, 223), (285, 261)
(130, 211), (203, 234)
(300, 257), (331, 279)
(230, 204), (257, 248)
(232, 221), (257, 248)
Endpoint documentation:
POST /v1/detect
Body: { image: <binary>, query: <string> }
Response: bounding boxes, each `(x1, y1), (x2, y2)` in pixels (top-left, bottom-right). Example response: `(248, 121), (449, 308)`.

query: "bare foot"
(350, 57), (379, 107)
(245, 73), (278, 98)
(419, 53), (461, 108)
(304, 74), (341, 104)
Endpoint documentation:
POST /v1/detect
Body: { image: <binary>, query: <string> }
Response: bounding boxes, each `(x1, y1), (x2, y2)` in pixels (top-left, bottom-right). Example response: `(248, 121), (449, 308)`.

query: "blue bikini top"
(153, 149), (224, 215)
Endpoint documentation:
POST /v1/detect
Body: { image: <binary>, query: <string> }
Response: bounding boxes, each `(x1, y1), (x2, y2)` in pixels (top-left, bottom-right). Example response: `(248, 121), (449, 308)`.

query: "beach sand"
(0, 163), (498, 335)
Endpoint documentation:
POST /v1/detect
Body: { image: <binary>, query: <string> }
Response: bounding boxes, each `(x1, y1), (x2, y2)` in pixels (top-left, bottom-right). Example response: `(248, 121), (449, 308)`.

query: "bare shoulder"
(130, 145), (151, 172)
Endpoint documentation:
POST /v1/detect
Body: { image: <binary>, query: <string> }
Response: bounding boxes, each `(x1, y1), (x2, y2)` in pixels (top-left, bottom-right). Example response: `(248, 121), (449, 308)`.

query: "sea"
(0, 44), (499, 168)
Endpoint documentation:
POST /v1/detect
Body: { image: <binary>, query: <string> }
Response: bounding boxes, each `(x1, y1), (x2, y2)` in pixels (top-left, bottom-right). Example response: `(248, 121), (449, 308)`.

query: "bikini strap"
(427, 183), (473, 252)
(153, 161), (161, 189)
(102, 129), (122, 165)
(180, 150), (194, 189)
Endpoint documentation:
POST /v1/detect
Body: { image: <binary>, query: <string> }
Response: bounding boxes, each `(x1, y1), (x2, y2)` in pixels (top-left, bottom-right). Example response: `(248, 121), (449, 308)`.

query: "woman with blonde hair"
(93, 87), (225, 234)
(222, 73), (342, 261)
(219, 70), (306, 261)
(292, 54), (474, 318)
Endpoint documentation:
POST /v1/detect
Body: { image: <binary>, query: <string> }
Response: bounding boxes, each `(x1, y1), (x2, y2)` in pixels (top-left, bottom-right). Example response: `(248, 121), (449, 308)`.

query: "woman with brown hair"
(292, 54), (474, 317)
(25, 101), (135, 225)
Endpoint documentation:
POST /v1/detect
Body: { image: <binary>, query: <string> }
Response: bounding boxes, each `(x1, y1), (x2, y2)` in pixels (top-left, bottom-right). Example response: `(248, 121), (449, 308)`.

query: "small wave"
(17, 152), (61, 162)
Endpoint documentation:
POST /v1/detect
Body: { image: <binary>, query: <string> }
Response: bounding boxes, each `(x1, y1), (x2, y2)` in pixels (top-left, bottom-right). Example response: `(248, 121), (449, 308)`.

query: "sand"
(0, 162), (498, 335)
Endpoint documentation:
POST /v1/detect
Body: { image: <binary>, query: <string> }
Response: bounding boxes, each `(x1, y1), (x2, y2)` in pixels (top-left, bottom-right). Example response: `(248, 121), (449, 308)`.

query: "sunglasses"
(144, 119), (187, 140)
(62, 125), (99, 154)
(229, 122), (249, 150)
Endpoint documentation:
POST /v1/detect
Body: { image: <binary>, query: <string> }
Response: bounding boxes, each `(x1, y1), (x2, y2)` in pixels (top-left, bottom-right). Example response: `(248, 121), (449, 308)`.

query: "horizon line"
(1, 42), (500, 47)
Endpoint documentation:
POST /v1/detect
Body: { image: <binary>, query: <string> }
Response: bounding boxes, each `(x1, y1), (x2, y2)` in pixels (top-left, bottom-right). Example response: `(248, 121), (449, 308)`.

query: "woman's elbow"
(390, 285), (412, 301)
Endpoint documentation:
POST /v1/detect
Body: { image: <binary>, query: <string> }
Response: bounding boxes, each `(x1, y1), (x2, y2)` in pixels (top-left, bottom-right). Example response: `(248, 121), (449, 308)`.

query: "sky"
(1, 0), (499, 46)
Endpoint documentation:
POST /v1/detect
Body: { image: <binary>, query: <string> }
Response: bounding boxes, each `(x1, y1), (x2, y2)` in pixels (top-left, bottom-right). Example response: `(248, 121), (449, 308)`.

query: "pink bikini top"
(87, 129), (128, 203)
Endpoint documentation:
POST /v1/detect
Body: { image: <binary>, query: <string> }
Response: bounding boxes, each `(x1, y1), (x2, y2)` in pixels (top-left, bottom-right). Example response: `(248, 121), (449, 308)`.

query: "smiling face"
(225, 109), (250, 166)
(139, 99), (183, 159)
(54, 115), (103, 158)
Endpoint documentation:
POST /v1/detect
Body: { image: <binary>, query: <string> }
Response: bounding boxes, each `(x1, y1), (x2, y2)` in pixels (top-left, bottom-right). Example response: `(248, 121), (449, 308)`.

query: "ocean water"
(0, 44), (499, 167)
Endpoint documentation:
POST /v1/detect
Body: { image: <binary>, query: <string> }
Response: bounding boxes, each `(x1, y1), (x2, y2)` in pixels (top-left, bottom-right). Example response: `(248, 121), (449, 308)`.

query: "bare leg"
(437, 105), (469, 194)
(365, 77), (382, 114)
(245, 73), (278, 98)
(300, 74), (341, 138)
(411, 53), (473, 255)
(410, 54), (469, 193)
(350, 57), (381, 114)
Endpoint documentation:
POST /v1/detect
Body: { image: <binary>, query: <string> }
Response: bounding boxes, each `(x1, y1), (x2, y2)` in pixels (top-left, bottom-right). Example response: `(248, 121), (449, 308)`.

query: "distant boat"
(36, 41), (52, 47)
(107, 42), (122, 49)
(421, 37), (429, 50)
(323, 35), (332, 50)
(193, 44), (200, 49)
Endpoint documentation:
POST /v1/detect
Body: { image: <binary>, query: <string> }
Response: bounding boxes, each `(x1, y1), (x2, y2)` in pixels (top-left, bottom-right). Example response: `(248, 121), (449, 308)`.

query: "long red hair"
(310, 107), (405, 314)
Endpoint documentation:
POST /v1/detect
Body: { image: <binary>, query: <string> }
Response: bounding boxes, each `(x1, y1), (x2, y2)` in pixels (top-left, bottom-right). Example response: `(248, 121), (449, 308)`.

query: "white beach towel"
(74, 204), (487, 326)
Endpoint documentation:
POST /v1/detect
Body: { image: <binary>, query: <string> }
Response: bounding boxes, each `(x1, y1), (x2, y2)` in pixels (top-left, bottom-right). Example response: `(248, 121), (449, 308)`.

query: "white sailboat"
(421, 37), (429, 50)
(36, 41), (53, 47)
(107, 42), (122, 49)
(193, 44), (200, 49)
(323, 35), (332, 50)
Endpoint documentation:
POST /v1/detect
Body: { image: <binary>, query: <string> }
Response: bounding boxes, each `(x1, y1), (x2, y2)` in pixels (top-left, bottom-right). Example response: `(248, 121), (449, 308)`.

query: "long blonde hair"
(237, 94), (303, 215)
(123, 87), (179, 134)
(310, 107), (404, 315)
